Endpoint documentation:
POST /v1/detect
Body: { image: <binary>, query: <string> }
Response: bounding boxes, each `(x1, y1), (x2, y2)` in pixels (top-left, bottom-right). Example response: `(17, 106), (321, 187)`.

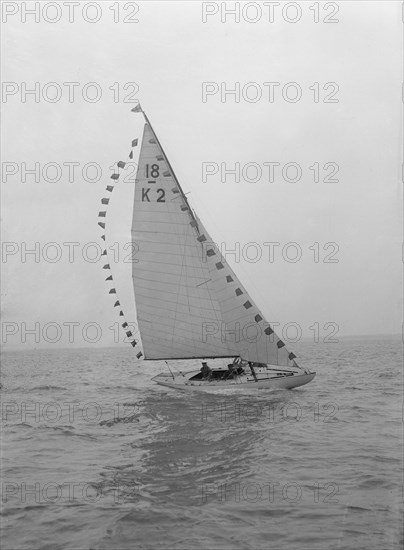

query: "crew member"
(200, 361), (211, 379)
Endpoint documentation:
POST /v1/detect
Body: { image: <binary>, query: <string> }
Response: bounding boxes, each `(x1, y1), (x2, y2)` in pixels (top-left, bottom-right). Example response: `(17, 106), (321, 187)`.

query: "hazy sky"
(1, 1), (402, 349)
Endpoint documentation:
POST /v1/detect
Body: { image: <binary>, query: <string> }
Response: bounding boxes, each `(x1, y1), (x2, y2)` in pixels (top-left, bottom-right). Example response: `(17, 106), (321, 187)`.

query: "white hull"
(152, 370), (316, 393)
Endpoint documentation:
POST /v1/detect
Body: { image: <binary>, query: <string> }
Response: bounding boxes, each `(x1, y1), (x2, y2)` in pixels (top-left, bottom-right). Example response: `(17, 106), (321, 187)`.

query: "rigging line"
(196, 279), (212, 287)
(165, 361), (175, 380)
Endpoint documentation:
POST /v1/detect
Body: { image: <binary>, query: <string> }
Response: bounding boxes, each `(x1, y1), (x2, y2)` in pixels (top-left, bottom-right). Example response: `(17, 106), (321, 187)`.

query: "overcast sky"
(1, 1), (402, 349)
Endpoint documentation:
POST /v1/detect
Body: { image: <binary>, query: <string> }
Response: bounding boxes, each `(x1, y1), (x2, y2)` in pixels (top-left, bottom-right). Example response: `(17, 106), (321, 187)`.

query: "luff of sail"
(131, 118), (297, 367)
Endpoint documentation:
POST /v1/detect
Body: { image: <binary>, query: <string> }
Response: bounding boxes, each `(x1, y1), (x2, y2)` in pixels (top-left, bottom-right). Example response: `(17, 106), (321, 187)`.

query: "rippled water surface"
(1, 338), (402, 550)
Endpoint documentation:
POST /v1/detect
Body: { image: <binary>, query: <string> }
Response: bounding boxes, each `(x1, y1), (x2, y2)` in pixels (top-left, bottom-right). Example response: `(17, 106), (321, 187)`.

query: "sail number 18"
(145, 164), (160, 178)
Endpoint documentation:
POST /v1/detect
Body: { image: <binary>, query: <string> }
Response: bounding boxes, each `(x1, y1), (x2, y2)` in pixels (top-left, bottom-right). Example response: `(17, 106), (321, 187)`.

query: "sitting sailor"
(200, 361), (211, 380)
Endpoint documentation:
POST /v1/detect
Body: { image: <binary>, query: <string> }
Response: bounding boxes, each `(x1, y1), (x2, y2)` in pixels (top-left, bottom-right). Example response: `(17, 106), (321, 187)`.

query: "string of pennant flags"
(97, 106), (143, 359)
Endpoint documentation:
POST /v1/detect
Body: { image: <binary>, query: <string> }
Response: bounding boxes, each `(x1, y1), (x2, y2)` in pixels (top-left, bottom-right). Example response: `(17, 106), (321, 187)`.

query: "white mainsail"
(131, 115), (296, 367)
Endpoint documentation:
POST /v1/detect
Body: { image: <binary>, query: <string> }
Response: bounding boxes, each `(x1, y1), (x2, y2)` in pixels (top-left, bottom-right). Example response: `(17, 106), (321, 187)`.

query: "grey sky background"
(1, 1), (402, 349)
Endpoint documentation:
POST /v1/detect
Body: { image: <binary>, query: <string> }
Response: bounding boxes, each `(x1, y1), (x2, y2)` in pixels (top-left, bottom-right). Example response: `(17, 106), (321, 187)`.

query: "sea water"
(1, 338), (402, 550)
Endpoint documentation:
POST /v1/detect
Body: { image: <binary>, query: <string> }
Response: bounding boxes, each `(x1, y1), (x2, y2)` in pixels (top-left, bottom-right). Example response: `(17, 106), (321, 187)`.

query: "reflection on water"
(1, 339), (403, 550)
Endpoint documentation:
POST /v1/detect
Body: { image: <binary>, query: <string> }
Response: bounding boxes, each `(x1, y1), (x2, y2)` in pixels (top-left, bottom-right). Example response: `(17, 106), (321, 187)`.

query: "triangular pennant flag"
(277, 340), (285, 348)
(131, 340), (136, 347)
(101, 235), (105, 241)
(98, 211), (106, 217)
(101, 198), (110, 205)
(132, 138), (138, 147)
(136, 352), (143, 359)
(106, 185), (114, 192)
(129, 150), (133, 159)
(119, 311), (124, 316)
(114, 301), (120, 307)
(98, 222), (105, 229)
(103, 264), (110, 269)
(117, 161), (126, 169)
(110, 173), (119, 180)
(131, 104), (142, 113)
(101, 250), (107, 256)
(289, 352), (296, 360)
(109, 289), (116, 294)
(122, 322), (128, 328)
(105, 275), (113, 281)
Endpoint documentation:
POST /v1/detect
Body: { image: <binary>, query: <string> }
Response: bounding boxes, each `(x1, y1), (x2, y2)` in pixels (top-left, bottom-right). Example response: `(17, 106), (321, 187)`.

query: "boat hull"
(152, 370), (316, 392)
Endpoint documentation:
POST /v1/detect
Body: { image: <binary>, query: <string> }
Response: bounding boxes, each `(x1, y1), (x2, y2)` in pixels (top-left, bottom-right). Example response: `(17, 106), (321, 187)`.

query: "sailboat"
(100, 105), (316, 392)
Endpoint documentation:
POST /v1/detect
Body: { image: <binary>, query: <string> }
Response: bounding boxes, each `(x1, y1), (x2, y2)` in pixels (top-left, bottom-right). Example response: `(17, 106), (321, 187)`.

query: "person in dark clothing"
(200, 361), (211, 380)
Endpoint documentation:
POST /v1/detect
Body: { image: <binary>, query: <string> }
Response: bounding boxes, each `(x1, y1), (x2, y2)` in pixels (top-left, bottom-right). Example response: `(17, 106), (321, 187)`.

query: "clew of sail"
(131, 118), (297, 367)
